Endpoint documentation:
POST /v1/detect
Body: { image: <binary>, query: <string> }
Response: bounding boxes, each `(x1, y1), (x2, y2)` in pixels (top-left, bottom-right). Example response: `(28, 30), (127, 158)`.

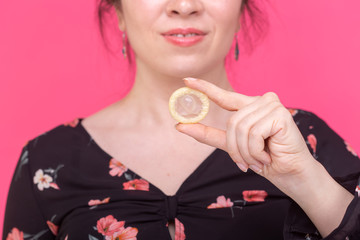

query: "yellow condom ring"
(169, 87), (209, 124)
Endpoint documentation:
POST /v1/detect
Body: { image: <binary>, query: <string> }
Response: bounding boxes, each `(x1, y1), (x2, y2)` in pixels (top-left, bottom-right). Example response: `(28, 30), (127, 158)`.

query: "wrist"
(281, 158), (326, 200)
(277, 157), (353, 237)
(268, 153), (320, 197)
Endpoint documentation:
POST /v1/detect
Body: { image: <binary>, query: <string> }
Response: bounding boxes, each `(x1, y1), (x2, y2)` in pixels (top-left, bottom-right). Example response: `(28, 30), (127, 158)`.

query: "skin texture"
(116, 0), (241, 80)
(176, 78), (354, 237)
(83, 0), (354, 238)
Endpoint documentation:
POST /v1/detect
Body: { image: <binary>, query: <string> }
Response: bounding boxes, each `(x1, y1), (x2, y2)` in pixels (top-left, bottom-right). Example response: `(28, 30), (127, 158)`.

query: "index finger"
(183, 77), (256, 111)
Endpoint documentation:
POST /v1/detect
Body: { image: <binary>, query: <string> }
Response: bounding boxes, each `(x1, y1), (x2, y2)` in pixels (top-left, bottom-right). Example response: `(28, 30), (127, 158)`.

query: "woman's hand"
(176, 78), (314, 184)
(176, 78), (354, 237)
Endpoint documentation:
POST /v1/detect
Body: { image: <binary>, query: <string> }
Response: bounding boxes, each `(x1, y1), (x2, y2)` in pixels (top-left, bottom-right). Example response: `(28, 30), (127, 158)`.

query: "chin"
(163, 57), (220, 78)
(164, 66), (207, 80)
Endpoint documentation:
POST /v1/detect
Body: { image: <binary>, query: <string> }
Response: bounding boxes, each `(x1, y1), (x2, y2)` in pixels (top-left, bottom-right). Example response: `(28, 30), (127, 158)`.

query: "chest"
(80, 115), (224, 195)
(39, 132), (290, 240)
(96, 135), (218, 196)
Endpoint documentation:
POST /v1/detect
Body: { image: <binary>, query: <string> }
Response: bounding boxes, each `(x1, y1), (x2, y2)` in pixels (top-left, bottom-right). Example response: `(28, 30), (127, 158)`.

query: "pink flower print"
(33, 169), (53, 191)
(123, 179), (150, 191)
(175, 218), (186, 240)
(47, 221), (59, 236)
(345, 141), (358, 157)
(356, 185), (360, 197)
(6, 228), (24, 240)
(243, 190), (268, 202)
(307, 134), (317, 154)
(88, 197), (110, 207)
(64, 119), (79, 127)
(288, 108), (298, 117)
(106, 227), (138, 240)
(109, 159), (128, 177)
(50, 182), (60, 190)
(97, 215), (125, 236)
(207, 195), (234, 209)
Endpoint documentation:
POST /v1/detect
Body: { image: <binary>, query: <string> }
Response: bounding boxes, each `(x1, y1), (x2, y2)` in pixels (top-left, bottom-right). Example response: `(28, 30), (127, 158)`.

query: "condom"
(169, 87), (209, 123)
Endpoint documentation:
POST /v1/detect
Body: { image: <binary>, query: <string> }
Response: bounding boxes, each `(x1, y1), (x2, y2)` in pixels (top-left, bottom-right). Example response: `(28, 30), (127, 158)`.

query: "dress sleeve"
(283, 110), (360, 240)
(322, 178), (360, 239)
(3, 144), (54, 240)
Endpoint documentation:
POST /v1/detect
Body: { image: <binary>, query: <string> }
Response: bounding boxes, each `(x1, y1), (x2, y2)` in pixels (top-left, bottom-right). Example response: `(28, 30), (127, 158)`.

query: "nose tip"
(166, 0), (204, 17)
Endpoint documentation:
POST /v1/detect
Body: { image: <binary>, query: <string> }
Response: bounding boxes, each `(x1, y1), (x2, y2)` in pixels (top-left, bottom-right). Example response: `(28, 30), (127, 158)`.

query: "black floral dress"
(3, 110), (360, 240)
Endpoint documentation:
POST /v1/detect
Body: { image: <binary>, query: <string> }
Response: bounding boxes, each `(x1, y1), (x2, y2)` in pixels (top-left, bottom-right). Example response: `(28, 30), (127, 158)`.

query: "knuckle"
(238, 145), (251, 160)
(248, 147), (259, 159)
(263, 92), (280, 102)
(227, 113), (241, 128)
(249, 127), (260, 139)
(268, 100), (282, 109)
(236, 120), (249, 134)
(275, 105), (292, 118)
(234, 112), (255, 132)
(227, 116), (236, 128)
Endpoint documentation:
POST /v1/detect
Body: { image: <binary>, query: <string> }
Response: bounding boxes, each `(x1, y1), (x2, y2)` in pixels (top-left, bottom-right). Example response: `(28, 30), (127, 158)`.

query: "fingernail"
(249, 165), (263, 173)
(183, 77), (198, 81)
(236, 163), (248, 173)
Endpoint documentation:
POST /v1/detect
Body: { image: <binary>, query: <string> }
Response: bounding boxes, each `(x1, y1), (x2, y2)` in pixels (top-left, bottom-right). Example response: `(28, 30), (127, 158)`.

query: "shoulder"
(288, 108), (357, 159)
(25, 119), (90, 167)
(288, 108), (323, 126)
(287, 108), (336, 138)
(288, 108), (348, 149)
(28, 119), (85, 149)
(289, 108), (360, 178)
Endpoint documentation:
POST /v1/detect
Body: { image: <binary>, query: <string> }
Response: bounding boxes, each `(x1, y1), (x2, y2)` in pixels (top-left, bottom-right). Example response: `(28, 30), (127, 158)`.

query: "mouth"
(162, 28), (207, 47)
(167, 33), (201, 38)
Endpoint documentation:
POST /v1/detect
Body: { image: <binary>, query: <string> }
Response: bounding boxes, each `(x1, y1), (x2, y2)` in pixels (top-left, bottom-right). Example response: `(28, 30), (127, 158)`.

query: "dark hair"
(98, 0), (268, 56)
(239, 0), (269, 53)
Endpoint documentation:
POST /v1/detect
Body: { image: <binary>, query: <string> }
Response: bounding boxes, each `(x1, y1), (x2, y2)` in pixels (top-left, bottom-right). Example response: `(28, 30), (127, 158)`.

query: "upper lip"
(162, 28), (206, 36)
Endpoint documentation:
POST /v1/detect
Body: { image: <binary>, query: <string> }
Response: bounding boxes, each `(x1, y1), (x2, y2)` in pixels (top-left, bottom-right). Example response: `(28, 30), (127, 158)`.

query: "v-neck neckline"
(77, 119), (222, 197)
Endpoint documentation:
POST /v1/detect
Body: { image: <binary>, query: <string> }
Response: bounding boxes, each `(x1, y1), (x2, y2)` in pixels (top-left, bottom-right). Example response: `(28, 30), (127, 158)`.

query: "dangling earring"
(122, 32), (127, 59)
(235, 35), (239, 61)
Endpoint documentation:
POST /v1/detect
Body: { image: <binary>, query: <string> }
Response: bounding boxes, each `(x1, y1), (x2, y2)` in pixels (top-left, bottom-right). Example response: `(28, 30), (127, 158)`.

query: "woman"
(3, 0), (360, 239)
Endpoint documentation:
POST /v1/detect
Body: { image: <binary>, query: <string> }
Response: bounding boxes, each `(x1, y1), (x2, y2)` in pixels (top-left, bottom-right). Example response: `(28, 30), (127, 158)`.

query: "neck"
(117, 60), (235, 128)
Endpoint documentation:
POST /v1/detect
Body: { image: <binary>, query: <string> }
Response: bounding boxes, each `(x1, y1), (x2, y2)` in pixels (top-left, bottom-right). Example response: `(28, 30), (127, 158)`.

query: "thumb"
(176, 123), (227, 152)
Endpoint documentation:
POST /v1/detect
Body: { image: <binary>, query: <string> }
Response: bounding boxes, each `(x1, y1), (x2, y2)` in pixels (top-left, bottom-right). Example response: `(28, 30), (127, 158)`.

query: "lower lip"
(163, 35), (205, 47)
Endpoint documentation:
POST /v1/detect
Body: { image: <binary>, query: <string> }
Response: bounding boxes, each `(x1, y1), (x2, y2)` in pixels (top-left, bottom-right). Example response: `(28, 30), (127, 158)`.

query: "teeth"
(171, 33), (198, 37)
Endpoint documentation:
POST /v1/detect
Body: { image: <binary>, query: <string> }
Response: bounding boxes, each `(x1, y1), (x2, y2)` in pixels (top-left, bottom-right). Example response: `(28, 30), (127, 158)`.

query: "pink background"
(1, 0), (360, 236)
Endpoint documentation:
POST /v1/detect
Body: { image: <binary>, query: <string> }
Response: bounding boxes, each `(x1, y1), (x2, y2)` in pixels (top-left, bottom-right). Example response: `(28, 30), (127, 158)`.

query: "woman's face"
(117, 0), (242, 79)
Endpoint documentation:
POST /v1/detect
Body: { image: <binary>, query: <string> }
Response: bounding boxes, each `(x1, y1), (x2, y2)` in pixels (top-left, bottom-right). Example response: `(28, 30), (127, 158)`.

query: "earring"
(122, 32), (127, 59)
(235, 35), (239, 61)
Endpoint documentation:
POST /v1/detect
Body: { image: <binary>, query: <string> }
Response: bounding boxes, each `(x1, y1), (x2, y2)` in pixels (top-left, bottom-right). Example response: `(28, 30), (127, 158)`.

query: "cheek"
(208, 1), (242, 29)
(122, 0), (164, 30)
(122, 2), (164, 51)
